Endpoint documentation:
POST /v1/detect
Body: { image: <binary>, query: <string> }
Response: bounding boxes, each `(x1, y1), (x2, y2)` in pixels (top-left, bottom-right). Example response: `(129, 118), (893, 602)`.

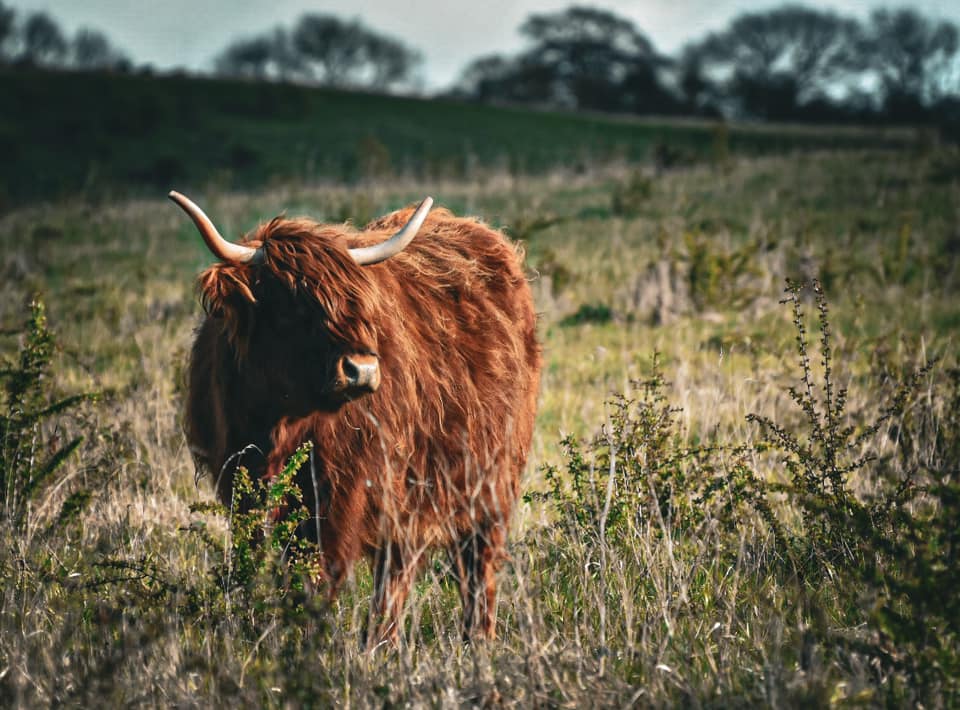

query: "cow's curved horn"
(348, 197), (433, 266)
(168, 190), (261, 264)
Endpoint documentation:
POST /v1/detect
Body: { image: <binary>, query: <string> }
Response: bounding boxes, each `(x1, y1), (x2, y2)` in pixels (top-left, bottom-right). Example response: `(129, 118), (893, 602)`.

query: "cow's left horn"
(168, 190), (262, 264)
(348, 197), (433, 266)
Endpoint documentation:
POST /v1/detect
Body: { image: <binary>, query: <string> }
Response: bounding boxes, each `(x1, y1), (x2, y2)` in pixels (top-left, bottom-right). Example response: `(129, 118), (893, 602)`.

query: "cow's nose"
(339, 354), (380, 393)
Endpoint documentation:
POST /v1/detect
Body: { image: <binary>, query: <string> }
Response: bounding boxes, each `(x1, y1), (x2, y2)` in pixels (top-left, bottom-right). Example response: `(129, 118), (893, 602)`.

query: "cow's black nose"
(339, 354), (380, 393)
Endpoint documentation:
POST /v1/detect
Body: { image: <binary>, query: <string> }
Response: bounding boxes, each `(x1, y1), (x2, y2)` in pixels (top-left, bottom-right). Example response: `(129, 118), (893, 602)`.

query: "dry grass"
(1, 147), (958, 706)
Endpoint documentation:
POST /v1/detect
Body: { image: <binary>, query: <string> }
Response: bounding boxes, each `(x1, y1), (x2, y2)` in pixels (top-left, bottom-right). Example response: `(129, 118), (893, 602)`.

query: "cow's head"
(171, 191), (432, 416)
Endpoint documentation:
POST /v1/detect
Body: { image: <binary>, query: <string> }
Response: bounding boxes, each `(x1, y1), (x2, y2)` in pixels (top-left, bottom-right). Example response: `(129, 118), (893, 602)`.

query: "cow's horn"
(169, 190), (262, 264)
(348, 197), (433, 266)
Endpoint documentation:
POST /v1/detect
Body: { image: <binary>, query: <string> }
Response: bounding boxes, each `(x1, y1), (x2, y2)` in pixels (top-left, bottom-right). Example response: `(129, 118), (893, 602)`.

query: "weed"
(186, 442), (321, 612)
(0, 300), (94, 532)
(741, 279), (957, 702)
(559, 302), (613, 327)
(611, 170), (653, 217)
(682, 231), (763, 311)
(746, 280), (932, 584)
(533, 354), (750, 551)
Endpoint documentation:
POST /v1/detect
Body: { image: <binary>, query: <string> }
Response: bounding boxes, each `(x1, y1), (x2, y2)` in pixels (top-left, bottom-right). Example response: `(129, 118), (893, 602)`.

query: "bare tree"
(289, 13), (420, 90)
(365, 34), (422, 91)
(72, 28), (129, 71)
(687, 6), (864, 118)
(676, 48), (721, 115)
(455, 6), (677, 114)
(519, 6), (670, 111)
(292, 14), (365, 86)
(215, 35), (274, 79)
(865, 8), (959, 111)
(0, 1), (15, 63)
(214, 28), (306, 81)
(214, 14), (419, 90)
(456, 52), (560, 105)
(267, 28), (306, 81)
(21, 11), (67, 67)
(456, 54), (517, 100)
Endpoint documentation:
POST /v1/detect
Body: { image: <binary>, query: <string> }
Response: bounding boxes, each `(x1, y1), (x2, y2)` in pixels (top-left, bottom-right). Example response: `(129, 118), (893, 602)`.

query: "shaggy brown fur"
(185, 204), (541, 640)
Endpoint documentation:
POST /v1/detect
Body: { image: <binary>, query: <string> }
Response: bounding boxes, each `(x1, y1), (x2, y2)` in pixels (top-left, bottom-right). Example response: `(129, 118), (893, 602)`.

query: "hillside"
(0, 67), (917, 211)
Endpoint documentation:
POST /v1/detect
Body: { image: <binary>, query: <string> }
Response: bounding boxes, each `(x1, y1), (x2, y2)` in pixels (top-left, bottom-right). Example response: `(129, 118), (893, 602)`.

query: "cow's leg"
(452, 524), (506, 640)
(368, 543), (418, 646)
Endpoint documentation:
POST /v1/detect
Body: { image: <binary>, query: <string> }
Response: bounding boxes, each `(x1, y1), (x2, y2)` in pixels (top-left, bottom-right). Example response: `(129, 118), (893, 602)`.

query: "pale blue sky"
(8, 1), (960, 89)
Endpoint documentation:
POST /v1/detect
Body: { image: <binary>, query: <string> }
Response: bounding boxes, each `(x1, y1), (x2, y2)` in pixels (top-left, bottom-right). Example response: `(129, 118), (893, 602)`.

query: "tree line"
(213, 14), (422, 91)
(2, 2), (958, 127)
(0, 3), (421, 91)
(0, 2), (130, 71)
(454, 5), (959, 125)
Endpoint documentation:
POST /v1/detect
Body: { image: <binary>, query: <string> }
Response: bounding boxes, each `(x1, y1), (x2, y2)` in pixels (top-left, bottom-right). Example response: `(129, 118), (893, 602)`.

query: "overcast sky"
(9, 0), (960, 89)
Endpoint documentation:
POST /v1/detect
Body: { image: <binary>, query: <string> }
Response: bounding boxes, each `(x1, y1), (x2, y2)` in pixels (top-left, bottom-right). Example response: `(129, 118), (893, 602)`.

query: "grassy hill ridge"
(1, 67), (917, 211)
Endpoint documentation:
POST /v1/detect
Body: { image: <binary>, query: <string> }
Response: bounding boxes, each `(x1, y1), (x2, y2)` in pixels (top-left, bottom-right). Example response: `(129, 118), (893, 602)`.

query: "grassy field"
(1, 134), (959, 705)
(0, 67), (919, 212)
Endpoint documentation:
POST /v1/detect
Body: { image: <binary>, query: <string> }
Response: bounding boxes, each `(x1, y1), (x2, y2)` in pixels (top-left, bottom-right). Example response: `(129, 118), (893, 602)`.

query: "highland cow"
(171, 191), (541, 641)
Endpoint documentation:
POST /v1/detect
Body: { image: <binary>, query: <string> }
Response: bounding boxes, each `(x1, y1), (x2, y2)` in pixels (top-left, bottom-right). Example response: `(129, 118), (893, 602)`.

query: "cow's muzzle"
(334, 354), (380, 397)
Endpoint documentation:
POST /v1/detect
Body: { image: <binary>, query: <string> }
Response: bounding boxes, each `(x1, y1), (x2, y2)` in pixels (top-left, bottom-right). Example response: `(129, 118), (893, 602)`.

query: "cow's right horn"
(169, 191), (262, 264)
(348, 197), (433, 266)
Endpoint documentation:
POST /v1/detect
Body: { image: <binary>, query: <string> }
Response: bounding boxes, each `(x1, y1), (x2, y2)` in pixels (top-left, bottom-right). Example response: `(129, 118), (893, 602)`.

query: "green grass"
(1, 141), (959, 704)
(0, 67), (919, 211)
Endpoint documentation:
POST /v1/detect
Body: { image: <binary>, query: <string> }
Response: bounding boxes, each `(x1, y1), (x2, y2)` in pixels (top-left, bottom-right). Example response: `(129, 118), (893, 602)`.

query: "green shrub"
(742, 279), (958, 702)
(746, 280), (933, 586)
(611, 170), (652, 217)
(0, 300), (94, 531)
(532, 354), (749, 551)
(559, 302), (613, 327)
(682, 231), (763, 311)
(187, 442), (321, 610)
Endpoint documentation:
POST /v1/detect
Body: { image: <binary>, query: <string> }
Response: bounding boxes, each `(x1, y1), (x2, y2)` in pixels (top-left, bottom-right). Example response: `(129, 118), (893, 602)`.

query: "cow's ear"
(197, 267), (257, 354)
(198, 267), (256, 314)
